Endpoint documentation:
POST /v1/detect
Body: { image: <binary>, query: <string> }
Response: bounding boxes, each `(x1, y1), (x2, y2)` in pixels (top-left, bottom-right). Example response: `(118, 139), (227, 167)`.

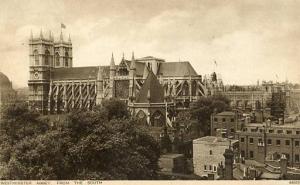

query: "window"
(287, 130), (292, 134)
(296, 141), (300, 147)
(214, 118), (218, 122)
(241, 150), (245, 157)
(231, 118), (234, 122)
(33, 50), (39, 65)
(267, 139), (272, 145)
(213, 166), (217, 172)
(230, 128), (235, 133)
(204, 165), (207, 170)
(259, 129), (263, 133)
(286, 154), (290, 161)
(222, 118), (226, 122)
(251, 129), (257, 133)
(277, 130), (283, 134)
(249, 151), (254, 159)
(65, 52), (69, 67)
(45, 50), (50, 65)
(249, 138), (254, 144)
(296, 131), (300, 135)
(286, 140), (290, 146)
(243, 128), (248, 132)
(258, 138), (262, 143)
(209, 150), (213, 155)
(276, 140), (281, 146)
(295, 154), (300, 162)
(55, 52), (60, 66)
(241, 137), (245, 143)
(269, 129), (274, 133)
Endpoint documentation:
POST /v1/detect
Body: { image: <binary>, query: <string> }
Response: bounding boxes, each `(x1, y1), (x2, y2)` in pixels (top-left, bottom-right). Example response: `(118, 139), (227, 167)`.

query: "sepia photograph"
(0, 0), (300, 182)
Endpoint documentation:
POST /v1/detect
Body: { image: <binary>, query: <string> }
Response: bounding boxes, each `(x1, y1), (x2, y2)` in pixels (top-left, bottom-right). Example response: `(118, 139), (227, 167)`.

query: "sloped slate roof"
(136, 70), (164, 103)
(125, 60), (146, 77)
(51, 66), (110, 80)
(158, 62), (198, 76)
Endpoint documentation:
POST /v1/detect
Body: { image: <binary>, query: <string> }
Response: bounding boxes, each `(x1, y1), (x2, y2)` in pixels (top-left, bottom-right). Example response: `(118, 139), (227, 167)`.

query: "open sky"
(0, 0), (299, 88)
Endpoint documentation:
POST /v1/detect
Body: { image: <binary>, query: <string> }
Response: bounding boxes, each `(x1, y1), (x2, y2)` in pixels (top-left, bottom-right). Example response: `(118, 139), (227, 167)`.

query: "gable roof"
(51, 66), (110, 81)
(136, 70), (165, 103)
(158, 62), (198, 77)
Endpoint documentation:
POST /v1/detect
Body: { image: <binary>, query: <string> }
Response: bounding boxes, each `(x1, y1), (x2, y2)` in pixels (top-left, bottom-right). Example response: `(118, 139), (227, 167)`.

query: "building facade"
(210, 111), (242, 138)
(28, 31), (207, 118)
(193, 136), (238, 179)
(236, 121), (300, 168)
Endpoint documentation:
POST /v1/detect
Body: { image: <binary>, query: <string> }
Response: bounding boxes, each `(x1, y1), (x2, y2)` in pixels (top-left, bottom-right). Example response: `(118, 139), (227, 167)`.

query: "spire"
(30, 30), (33, 41)
(122, 52), (125, 61)
(97, 66), (103, 80)
(40, 29), (43, 39)
(48, 30), (52, 40)
(68, 34), (71, 43)
(130, 52), (136, 70)
(60, 31), (63, 41)
(110, 53), (115, 69)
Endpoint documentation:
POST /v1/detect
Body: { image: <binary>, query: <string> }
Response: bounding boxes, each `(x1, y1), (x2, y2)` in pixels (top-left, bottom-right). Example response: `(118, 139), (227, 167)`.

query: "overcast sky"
(0, 0), (299, 88)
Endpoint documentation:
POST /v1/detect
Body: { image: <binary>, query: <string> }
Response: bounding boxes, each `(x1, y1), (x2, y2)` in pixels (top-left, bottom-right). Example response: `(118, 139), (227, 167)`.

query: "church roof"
(51, 66), (110, 81)
(125, 60), (146, 76)
(136, 70), (165, 103)
(158, 62), (198, 77)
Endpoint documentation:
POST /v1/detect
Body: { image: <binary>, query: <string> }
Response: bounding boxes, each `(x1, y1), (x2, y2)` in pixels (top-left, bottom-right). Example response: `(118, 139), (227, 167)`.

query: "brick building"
(236, 120), (300, 168)
(192, 136), (238, 179)
(210, 111), (242, 138)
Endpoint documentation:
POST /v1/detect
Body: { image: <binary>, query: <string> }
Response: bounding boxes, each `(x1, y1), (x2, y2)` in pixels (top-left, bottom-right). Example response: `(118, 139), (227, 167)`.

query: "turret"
(40, 29), (43, 40)
(109, 53), (116, 98)
(68, 34), (71, 43)
(30, 30), (33, 41)
(60, 31), (63, 41)
(129, 52), (136, 101)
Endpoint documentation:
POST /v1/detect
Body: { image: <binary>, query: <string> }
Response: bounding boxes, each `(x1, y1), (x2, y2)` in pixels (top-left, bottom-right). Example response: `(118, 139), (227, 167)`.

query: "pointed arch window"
(65, 52), (69, 67)
(45, 50), (50, 65)
(55, 52), (60, 66)
(33, 50), (39, 66)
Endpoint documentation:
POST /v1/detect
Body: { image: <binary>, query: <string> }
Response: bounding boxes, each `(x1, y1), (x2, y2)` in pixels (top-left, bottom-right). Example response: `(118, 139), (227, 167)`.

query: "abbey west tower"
(28, 30), (72, 113)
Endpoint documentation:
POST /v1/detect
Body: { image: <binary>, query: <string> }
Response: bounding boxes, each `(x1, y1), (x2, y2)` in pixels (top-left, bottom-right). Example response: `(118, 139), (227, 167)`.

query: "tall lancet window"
(33, 50), (39, 66)
(45, 50), (50, 65)
(65, 52), (69, 67)
(55, 52), (60, 67)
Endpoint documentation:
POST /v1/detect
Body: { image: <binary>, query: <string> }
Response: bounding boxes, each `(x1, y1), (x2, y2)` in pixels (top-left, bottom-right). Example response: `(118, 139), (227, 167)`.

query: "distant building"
(236, 120), (300, 168)
(193, 136), (238, 179)
(0, 72), (17, 117)
(210, 111), (242, 138)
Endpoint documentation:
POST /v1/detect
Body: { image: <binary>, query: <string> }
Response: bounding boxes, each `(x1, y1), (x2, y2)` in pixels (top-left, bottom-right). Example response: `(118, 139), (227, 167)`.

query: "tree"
(190, 95), (230, 136)
(0, 100), (160, 180)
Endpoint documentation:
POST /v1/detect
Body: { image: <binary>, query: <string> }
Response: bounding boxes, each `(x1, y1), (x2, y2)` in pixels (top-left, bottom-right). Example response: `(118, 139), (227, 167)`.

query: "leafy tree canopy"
(0, 100), (160, 180)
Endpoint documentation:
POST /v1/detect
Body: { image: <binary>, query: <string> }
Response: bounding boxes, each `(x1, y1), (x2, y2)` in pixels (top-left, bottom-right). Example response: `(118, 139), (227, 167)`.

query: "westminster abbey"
(28, 31), (208, 126)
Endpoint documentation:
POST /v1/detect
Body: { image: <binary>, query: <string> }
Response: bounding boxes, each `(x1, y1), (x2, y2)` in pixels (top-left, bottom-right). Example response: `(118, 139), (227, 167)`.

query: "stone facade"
(28, 31), (207, 115)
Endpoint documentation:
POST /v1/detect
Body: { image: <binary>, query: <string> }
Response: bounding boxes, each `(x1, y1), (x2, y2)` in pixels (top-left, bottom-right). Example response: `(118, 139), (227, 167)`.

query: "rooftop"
(244, 119), (300, 129)
(216, 111), (235, 116)
(193, 136), (238, 145)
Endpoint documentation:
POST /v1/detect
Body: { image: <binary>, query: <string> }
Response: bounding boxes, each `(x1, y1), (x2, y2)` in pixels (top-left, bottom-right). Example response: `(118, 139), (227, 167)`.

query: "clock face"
(34, 72), (39, 79)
